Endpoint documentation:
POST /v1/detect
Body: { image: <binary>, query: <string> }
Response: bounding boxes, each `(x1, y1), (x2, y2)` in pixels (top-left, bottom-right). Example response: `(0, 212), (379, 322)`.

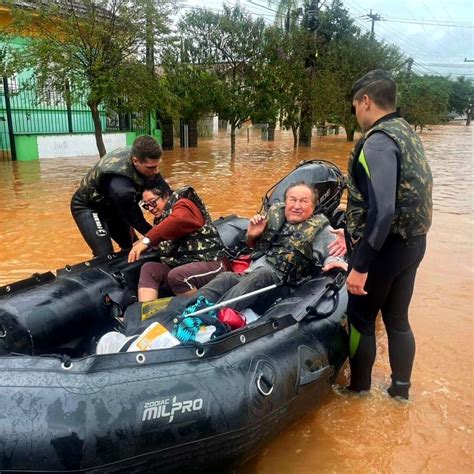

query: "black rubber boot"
(388, 377), (411, 400)
(347, 324), (376, 392)
(386, 327), (415, 400)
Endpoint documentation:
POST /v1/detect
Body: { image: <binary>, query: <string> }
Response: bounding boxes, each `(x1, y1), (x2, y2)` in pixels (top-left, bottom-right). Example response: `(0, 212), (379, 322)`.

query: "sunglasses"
(140, 197), (160, 211)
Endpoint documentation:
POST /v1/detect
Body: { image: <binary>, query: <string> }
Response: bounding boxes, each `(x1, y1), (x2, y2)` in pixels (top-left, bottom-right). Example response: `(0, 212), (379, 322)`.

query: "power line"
(439, 0), (453, 24)
(244, 0), (280, 15)
(379, 18), (474, 28)
(179, 1), (276, 22)
(345, 0), (471, 68)
(421, 63), (474, 67)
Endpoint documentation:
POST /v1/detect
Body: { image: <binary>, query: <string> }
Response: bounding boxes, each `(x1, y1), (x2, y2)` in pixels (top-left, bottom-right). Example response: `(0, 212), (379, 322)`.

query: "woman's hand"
(128, 240), (149, 263)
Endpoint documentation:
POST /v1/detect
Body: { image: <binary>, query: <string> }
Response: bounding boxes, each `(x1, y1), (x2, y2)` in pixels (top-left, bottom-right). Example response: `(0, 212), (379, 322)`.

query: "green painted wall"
(126, 130), (162, 146)
(153, 129), (162, 145)
(15, 135), (38, 161)
(125, 132), (137, 146)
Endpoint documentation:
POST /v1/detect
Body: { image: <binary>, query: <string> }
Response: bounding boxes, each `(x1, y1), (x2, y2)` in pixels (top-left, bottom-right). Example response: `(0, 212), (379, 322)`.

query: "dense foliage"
(1, 0), (471, 154)
(3, 0), (174, 156)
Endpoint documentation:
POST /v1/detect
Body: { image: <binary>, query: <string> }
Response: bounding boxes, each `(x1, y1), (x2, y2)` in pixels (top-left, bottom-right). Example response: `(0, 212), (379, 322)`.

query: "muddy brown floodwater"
(0, 124), (472, 473)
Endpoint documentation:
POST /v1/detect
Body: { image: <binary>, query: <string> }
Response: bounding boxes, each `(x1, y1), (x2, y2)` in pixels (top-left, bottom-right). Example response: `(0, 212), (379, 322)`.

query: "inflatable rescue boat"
(0, 160), (348, 473)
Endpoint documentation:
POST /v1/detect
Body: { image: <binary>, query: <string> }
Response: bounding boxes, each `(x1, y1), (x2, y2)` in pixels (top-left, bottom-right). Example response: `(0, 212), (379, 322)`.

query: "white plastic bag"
(128, 322), (180, 352)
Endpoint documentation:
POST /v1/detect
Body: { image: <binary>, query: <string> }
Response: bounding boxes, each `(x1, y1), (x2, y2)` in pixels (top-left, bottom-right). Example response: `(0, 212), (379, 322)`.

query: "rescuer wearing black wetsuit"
(71, 135), (166, 257)
(330, 70), (433, 399)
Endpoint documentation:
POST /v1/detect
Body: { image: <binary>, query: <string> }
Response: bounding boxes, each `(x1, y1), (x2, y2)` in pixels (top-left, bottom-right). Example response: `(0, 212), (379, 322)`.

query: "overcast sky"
(180, 0), (474, 79)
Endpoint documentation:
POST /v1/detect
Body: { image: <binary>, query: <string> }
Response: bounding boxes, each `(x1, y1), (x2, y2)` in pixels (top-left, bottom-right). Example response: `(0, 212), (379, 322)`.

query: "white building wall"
(37, 133), (126, 159)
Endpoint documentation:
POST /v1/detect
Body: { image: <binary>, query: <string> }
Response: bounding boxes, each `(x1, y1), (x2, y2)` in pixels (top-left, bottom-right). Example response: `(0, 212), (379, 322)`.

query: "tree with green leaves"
(6, 0), (173, 157)
(260, 27), (311, 148)
(399, 75), (451, 131)
(269, 0), (362, 146)
(160, 48), (223, 146)
(178, 5), (267, 154)
(248, 26), (291, 142)
(316, 32), (404, 140)
(270, 0), (303, 33)
(448, 76), (473, 117)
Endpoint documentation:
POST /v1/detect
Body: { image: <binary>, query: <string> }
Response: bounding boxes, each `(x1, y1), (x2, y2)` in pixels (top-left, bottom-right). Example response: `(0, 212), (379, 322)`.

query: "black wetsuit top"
(102, 175), (152, 235)
(351, 113), (400, 273)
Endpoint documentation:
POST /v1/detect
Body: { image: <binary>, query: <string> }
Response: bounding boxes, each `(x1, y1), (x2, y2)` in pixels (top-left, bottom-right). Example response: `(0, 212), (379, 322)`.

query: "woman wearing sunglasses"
(128, 179), (230, 302)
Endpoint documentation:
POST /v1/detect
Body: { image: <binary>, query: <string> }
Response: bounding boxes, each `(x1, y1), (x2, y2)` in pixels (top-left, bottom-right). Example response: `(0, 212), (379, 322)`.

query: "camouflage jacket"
(75, 147), (147, 206)
(252, 203), (329, 280)
(157, 187), (226, 267)
(346, 116), (433, 240)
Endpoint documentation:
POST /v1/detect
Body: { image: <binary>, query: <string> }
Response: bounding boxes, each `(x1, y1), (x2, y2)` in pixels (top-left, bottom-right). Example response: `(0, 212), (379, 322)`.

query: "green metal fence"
(0, 76), (149, 160)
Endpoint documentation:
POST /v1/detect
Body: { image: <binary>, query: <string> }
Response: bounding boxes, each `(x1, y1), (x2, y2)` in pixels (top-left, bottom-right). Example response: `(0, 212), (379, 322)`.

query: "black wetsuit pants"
(71, 192), (134, 257)
(347, 234), (427, 393)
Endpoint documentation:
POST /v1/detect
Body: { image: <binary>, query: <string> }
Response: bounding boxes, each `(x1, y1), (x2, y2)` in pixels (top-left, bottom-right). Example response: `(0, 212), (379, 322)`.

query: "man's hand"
(247, 213), (267, 240)
(322, 260), (348, 272)
(346, 269), (368, 295)
(128, 240), (149, 263)
(328, 228), (347, 257)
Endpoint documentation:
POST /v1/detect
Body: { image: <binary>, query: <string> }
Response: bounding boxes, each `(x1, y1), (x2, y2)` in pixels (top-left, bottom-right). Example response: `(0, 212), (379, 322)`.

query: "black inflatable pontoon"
(0, 160), (348, 473)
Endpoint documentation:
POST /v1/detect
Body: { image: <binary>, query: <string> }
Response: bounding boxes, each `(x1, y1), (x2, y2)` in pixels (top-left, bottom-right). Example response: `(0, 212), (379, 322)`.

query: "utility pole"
(2, 76), (17, 161)
(306, 0), (319, 38)
(285, 7), (290, 34)
(366, 10), (382, 37)
(406, 57), (414, 78)
(145, 0), (155, 71)
(299, 0), (320, 148)
(466, 98), (472, 126)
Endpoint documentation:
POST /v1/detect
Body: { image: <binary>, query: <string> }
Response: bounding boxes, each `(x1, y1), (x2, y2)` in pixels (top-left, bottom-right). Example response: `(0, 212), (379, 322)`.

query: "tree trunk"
(267, 121), (276, 141)
(291, 125), (298, 149)
(230, 122), (236, 154)
(159, 114), (174, 150)
(189, 119), (198, 147)
(299, 102), (312, 147)
(88, 101), (106, 157)
(345, 128), (355, 142)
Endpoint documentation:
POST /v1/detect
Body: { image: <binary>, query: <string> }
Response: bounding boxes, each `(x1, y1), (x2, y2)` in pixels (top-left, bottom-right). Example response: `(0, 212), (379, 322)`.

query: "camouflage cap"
(351, 69), (395, 99)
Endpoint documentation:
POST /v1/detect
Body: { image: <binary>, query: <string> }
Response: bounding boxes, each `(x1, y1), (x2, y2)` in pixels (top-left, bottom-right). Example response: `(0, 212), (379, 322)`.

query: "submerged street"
(0, 123), (472, 472)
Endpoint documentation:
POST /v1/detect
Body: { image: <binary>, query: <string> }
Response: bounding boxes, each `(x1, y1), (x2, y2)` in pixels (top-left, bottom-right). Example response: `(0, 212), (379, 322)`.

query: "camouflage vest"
(75, 147), (147, 206)
(157, 186), (226, 267)
(253, 203), (329, 280)
(346, 117), (433, 240)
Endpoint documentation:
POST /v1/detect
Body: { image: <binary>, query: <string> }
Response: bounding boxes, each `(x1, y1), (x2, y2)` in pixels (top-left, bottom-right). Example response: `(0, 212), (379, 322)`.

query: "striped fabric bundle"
(173, 296), (217, 343)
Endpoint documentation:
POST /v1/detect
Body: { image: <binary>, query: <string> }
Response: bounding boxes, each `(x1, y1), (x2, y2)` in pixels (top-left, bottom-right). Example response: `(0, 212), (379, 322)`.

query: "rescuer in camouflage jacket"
(128, 181), (229, 302)
(70, 135), (164, 257)
(196, 182), (347, 313)
(329, 69), (433, 400)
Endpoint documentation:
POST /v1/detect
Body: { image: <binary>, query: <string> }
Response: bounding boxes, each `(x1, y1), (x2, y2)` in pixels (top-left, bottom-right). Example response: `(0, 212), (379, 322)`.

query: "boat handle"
(312, 290), (340, 319)
(195, 347), (205, 358)
(257, 374), (274, 396)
